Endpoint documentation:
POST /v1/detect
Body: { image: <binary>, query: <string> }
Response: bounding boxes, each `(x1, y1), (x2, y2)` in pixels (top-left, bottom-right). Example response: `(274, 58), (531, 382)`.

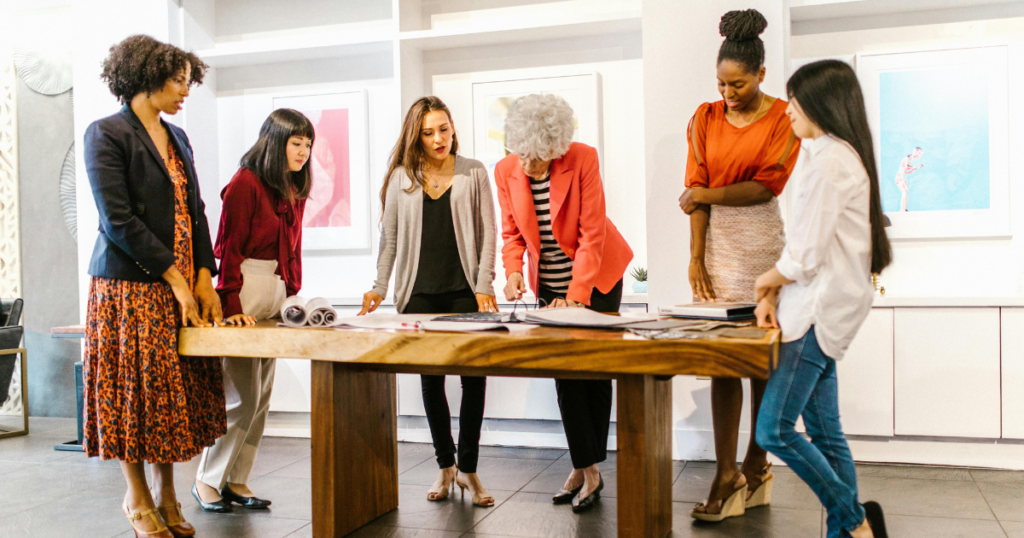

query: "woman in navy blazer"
(82, 35), (231, 538)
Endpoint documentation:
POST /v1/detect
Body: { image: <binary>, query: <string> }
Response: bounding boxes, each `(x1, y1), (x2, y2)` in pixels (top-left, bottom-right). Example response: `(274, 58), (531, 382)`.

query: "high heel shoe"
(744, 462), (774, 509)
(553, 482), (583, 505)
(571, 476), (604, 514)
(691, 474), (748, 523)
(191, 482), (232, 513)
(862, 501), (889, 538)
(427, 465), (456, 501)
(456, 474), (495, 507)
(155, 502), (195, 538)
(122, 503), (173, 538)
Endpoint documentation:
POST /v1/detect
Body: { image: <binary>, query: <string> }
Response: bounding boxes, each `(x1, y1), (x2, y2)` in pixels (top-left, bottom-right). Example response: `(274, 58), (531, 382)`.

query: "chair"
(0, 298), (27, 439)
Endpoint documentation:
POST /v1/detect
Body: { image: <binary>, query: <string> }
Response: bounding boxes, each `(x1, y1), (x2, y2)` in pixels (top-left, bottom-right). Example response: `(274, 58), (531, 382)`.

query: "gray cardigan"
(372, 156), (498, 312)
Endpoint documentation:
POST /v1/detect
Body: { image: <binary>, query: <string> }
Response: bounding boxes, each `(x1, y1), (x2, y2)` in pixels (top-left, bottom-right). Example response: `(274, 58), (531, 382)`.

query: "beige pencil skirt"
(704, 199), (786, 303)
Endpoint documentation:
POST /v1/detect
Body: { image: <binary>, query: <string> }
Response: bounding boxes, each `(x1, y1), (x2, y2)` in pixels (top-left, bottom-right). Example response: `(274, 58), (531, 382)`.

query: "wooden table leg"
(311, 362), (398, 537)
(616, 374), (673, 538)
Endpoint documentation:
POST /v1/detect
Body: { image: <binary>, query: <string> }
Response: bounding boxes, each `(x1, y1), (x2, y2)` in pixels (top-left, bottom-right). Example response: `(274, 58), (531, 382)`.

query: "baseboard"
(264, 412), (1024, 470)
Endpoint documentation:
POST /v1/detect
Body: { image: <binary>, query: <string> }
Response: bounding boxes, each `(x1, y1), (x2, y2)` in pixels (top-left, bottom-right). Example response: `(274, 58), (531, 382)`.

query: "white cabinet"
(894, 308), (1001, 438)
(1001, 309), (1024, 439)
(836, 308), (894, 437)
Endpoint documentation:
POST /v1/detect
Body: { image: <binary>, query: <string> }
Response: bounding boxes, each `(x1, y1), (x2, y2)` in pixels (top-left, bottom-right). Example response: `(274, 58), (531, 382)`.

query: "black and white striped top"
(531, 176), (573, 292)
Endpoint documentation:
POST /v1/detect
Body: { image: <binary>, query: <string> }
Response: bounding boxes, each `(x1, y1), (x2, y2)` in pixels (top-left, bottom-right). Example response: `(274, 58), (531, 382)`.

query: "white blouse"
(776, 134), (874, 361)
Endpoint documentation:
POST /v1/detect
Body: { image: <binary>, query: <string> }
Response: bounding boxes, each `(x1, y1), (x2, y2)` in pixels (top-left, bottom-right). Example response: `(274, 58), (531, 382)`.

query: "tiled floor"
(1, 418), (1022, 537)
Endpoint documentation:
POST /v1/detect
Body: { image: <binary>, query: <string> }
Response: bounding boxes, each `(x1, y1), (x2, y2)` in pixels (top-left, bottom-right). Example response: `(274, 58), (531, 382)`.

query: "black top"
(412, 188), (470, 295)
(84, 104), (218, 282)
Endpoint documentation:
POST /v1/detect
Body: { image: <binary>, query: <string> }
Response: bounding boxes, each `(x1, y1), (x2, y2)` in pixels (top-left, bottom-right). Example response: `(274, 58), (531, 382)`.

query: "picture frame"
(857, 45), (1010, 240)
(273, 90), (371, 252)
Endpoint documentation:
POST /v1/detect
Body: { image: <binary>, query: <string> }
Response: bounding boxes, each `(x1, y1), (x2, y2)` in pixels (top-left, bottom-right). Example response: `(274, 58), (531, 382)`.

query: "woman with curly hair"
(495, 93), (633, 513)
(677, 10), (801, 522)
(83, 34), (228, 538)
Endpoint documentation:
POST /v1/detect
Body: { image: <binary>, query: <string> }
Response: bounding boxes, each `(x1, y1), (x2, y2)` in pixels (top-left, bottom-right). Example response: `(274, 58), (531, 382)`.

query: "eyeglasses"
(509, 297), (549, 322)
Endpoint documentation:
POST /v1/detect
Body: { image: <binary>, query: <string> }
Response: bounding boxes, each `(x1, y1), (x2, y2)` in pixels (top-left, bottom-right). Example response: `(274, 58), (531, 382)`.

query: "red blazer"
(494, 142), (633, 305)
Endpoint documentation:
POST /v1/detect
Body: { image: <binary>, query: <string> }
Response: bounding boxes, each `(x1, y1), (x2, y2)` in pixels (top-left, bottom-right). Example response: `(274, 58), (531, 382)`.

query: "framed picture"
(857, 45), (1010, 240)
(471, 73), (602, 180)
(273, 91), (371, 252)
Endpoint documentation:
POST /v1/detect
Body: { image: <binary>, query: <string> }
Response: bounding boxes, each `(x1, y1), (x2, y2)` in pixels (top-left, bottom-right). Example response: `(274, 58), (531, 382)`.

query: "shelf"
(790, 0), (1024, 34)
(872, 296), (1024, 308)
(196, 20), (396, 68)
(398, 0), (640, 51)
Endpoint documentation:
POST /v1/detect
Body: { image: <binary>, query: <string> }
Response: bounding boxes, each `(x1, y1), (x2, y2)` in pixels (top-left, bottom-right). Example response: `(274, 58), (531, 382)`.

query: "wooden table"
(180, 322), (778, 538)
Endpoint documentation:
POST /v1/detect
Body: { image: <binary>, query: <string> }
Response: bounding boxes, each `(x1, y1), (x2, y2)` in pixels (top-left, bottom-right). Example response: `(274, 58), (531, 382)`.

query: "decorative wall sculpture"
(12, 45), (73, 96)
(59, 143), (76, 240)
(0, 57), (21, 299)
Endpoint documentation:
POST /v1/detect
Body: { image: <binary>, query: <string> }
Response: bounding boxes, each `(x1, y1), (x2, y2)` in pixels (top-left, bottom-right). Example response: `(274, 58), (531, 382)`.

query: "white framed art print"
(273, 90), (371, 251)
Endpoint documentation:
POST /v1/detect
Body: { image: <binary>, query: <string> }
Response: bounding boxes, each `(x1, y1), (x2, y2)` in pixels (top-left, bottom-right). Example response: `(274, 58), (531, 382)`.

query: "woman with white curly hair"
(494, 93), (633, 513)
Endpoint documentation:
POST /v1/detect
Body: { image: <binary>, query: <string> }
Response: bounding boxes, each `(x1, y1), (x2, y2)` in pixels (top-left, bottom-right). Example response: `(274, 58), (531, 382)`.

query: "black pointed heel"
(221, 484), (272, 509)
(862, 501), (889, 538)
(571, 476), (604, 513)
(191, 483), (232, 513)
(553, 483), (583, 505)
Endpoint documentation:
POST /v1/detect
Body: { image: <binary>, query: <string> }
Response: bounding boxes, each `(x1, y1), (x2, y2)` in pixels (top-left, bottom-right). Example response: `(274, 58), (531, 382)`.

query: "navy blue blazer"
(84, 104), (218, 282)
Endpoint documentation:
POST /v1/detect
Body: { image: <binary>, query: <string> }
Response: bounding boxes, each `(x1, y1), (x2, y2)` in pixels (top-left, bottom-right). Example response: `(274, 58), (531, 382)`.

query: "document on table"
(328, 313), (538, 333)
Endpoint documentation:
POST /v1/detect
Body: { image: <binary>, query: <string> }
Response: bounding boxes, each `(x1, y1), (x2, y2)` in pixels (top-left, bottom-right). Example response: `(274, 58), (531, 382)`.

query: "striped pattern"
(531, 176), (573, 292)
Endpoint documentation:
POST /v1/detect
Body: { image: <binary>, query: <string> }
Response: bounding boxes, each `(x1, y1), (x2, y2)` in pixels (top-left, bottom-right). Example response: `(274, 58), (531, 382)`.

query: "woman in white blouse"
(753, 60), (892, 538)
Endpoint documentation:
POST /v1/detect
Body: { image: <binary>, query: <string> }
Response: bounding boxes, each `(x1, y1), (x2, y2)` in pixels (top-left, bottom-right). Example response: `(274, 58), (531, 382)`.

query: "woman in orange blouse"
(678, 10), (800, 523)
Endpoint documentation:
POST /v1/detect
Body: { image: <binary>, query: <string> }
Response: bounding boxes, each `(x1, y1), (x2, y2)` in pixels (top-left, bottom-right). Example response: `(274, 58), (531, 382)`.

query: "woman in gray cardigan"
(359, 96), (498, 507)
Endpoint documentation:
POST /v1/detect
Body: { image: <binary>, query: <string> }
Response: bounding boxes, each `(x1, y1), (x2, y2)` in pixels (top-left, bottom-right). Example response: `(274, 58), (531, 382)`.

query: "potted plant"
(629, 266), (648, 294)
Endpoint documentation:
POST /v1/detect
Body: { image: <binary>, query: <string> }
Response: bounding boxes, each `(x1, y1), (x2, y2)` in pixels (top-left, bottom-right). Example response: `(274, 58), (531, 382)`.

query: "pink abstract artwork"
(302, 108), (351, 228)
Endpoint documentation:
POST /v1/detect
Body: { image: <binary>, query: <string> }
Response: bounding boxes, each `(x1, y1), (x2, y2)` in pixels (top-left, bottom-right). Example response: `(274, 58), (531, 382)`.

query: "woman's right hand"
(504, 272), (527, 301)
(359, 291), (384, 316)
(222, 314), (257, 326)
(163, 267), (209, 327)
(688, 257), (717, 303)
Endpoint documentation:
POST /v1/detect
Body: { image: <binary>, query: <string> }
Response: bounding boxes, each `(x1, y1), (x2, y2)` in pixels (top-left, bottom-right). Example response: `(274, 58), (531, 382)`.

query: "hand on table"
(476, 294), (499, 312)
(504, 272), (527, 301)
(359, 291), (384, 316)
(193, 268), (222, 325)
(544, 298), (584, 309)
(222, 314), (257, 326)
(689, 257), (717, 303)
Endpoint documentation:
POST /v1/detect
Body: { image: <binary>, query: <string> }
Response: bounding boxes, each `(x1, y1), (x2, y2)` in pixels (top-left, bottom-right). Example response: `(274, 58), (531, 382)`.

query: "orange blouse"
(685, 98), (800, 197)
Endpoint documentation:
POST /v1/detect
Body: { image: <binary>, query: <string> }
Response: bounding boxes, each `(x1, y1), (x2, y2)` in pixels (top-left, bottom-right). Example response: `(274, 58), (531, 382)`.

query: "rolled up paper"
(305, 297), (337, 327)
(281, 296), (308, 327)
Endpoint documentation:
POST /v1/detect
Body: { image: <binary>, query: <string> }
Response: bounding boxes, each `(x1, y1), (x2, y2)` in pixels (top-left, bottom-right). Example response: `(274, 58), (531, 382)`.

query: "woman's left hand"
(194, 268), (223, 324)
(678, 187), (705, 215)
(754, 267), (790, 303)
(476, 294), (499, 313)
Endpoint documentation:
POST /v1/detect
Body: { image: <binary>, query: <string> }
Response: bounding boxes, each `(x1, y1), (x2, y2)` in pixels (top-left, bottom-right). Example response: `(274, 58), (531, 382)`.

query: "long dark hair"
(718, 9), (767, 74)
(240, 109), (315, 203)
(787, 60), (892, 274)
(380, 96), (459, 216)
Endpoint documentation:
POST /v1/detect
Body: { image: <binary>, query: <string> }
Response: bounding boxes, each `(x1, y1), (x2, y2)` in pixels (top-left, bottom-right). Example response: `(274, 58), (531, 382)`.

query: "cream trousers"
(196, 259), (287, 489)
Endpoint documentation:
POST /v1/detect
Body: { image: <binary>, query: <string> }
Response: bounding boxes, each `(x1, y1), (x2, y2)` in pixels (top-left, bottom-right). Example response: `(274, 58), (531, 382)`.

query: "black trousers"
(539, 279), (623, 469)
(403, 289), (486, 473)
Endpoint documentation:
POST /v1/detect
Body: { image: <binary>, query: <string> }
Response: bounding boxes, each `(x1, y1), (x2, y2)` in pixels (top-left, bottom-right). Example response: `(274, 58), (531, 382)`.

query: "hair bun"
(720, 9), (767, 42)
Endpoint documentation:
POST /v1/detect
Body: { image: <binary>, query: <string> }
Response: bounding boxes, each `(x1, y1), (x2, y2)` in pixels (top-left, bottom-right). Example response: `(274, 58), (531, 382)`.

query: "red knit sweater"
(215, 168), (305, 317)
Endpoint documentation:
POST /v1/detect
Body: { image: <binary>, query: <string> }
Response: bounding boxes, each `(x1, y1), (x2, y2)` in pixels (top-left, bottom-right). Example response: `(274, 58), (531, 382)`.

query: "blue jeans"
(755, 329), (865, 538)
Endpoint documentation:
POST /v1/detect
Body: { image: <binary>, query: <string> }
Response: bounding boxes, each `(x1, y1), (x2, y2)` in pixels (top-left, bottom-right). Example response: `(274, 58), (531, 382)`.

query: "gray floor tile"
(1003, 520), (1024, 537)
(158, 504), (309, 537)
(477, 446), (566, 460)
(0, 433), (81, 463)
(0, 492), (127, 538)
(857, 476), (994, 520)
(350, 524), (464, 537)
(976, 480), (1024, 522)
(0, 459), (127, 518)
(400, 442), (439, 474)
(244, 475), (313, 521)
(247, 437), (312, 479)
(400, 456), (552, 492)
(672, 463), (817, 510)
(973, 468), (1024, 484)
(884, 514), (1007, 537)
(856, 463), (973, 482)
(673, 504), (823, 538)
(673, 461), (716, 504)
(519, 452), (684, 501)
(24, 417), (78, 439)
(282, 523), (314, 538)
(372, 483), (515, 532)
(466, 491), (618, 537)
(266, 456), (311, 479)
(0, 459), (38, 477)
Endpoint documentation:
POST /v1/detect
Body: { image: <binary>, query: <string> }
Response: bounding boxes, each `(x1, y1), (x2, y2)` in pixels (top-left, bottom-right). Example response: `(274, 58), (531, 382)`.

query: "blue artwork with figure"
(879, 66), (989, 213)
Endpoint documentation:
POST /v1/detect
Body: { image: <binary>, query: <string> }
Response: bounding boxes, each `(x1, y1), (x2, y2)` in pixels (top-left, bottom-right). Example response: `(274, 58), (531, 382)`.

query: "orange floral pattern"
(83, 143), (225, 463)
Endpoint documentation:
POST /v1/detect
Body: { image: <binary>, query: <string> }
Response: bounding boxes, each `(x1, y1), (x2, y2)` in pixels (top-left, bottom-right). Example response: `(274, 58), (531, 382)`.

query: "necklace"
(424, 155), (455, 189)
(734, 93), (767, 128)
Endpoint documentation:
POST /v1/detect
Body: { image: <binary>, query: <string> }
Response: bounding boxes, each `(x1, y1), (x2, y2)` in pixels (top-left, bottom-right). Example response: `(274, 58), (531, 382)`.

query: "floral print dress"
(83, 143), (226, 463)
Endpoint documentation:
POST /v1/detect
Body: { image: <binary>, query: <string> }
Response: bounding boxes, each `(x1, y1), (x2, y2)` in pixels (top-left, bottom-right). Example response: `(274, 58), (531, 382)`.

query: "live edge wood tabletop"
(178, 322), (779, 538)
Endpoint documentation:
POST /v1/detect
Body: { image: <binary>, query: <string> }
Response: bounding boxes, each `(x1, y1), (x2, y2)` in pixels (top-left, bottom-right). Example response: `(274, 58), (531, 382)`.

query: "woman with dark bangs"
(193, 109), (312, 513)
(83, 34), (224, 538)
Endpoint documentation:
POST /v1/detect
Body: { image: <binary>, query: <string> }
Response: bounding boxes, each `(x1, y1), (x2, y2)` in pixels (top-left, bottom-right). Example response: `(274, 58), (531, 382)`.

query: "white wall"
(73, 0), (173, 322)
(792, 16), (1024, 298)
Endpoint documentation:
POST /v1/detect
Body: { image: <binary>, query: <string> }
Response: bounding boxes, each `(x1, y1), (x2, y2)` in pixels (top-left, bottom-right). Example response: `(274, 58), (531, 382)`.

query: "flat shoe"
(571, 476), (604, 514)
(191, 483), (232, 513)
(222, 484), (271, 509)
(863, 501), (889, 538)
(553, 483), (583, 505)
